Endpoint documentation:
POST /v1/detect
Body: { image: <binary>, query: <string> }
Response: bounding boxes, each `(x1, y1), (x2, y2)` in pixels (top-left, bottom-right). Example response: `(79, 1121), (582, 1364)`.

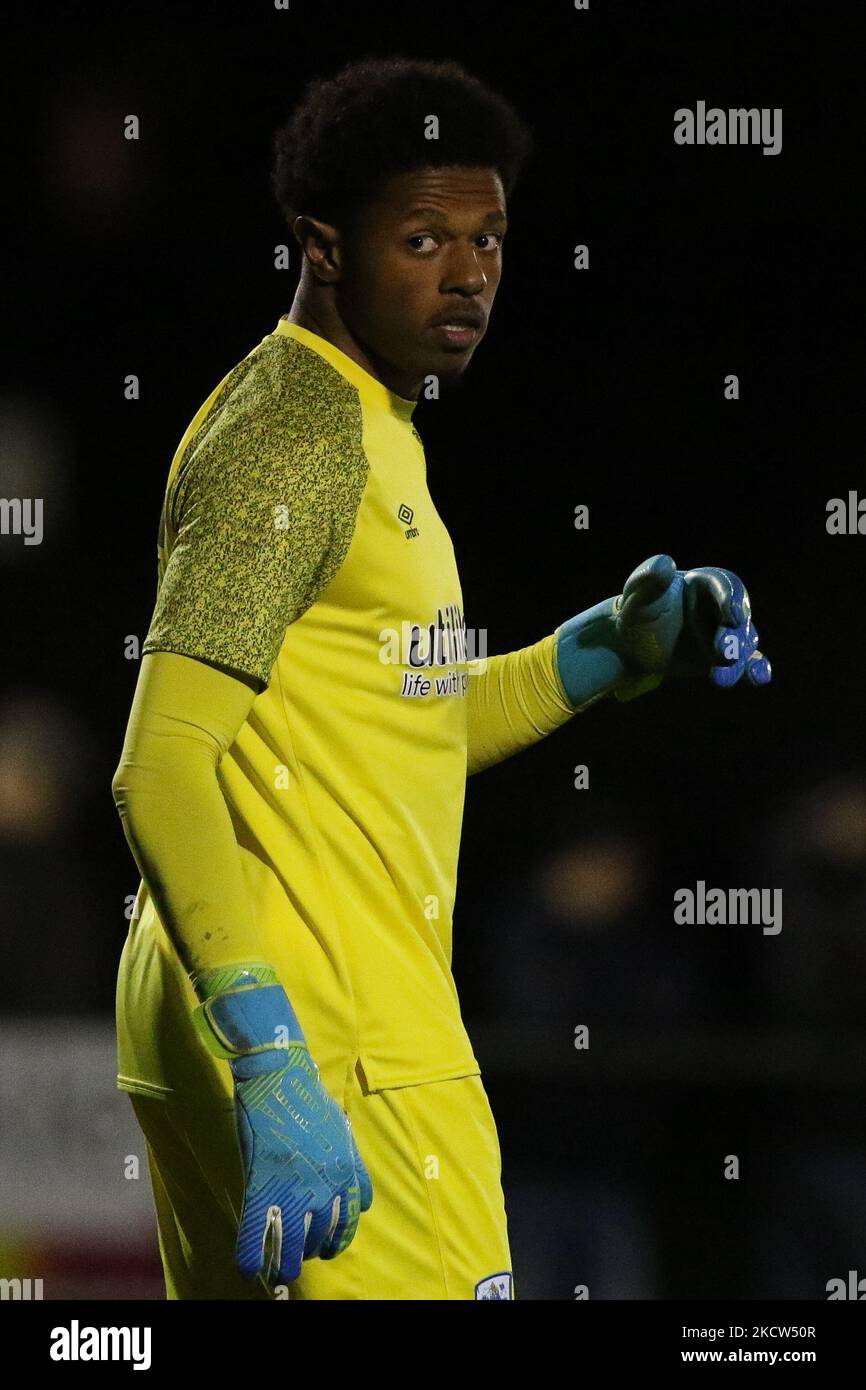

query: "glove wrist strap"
(189, 962), (307, 1060)
(555, 596), (632, 710)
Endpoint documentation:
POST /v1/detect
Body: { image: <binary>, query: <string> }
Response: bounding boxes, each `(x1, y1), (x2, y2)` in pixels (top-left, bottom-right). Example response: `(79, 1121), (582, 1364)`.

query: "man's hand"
(192, 962), (373, 1287)
(614, 553), (772, 694)
(230, 1039), (372, 1285)
(555, 553), (771, 709)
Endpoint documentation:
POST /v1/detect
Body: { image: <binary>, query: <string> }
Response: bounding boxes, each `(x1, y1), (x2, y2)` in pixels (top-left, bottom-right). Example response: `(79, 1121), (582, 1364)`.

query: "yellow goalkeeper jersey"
(116, 316), (574, 1102)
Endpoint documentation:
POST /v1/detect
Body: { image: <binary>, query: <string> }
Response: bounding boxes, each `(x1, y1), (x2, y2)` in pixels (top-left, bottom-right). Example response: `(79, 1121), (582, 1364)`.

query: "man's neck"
(287, 296), (420, 402)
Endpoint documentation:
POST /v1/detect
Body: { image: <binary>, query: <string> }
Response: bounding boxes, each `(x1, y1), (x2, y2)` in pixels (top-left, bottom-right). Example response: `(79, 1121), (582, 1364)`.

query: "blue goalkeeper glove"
(192, 962), (373, 1287)
(555, 553), (771, 710)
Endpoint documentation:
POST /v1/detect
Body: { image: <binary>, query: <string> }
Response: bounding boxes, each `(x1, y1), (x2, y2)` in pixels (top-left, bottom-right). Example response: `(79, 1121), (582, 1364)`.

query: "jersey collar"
(273, 317), (418, 424)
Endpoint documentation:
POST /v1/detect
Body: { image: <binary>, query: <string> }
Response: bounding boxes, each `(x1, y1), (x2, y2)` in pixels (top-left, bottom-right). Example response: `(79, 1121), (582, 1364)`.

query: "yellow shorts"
(129, 1060), (514, 1300)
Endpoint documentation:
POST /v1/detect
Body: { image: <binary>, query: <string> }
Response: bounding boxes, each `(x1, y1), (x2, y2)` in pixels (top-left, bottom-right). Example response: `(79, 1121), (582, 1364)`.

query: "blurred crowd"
(462, 773), (866, 1297)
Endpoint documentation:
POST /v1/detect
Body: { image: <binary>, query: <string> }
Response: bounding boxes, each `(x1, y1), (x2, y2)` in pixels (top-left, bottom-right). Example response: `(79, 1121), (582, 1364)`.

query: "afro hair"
(272, 54), (534, 234)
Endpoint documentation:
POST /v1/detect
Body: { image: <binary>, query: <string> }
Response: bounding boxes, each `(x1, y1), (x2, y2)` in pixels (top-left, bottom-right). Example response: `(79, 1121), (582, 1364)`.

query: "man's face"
(336, 165), (507, 391)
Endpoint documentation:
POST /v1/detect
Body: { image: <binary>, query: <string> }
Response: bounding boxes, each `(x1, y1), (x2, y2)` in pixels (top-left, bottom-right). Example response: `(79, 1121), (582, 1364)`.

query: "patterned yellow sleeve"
(143, 341), (370, 688)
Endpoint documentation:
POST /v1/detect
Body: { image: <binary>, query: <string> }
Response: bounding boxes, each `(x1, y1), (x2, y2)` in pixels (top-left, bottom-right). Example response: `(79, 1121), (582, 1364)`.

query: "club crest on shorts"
(474, 1271), (513, 1300)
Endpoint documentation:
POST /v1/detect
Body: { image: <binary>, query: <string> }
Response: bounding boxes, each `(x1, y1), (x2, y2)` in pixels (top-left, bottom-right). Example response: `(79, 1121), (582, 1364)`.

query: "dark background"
(2, 0), (865, 1298)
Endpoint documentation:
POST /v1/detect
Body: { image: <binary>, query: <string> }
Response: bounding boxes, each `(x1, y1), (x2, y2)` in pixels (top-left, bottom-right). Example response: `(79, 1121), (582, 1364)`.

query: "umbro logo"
(397, 503), (420, 539)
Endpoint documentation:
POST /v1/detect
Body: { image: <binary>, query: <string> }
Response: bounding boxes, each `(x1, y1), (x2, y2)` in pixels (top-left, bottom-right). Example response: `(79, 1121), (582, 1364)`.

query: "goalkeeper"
(112, 58), (770, 1302)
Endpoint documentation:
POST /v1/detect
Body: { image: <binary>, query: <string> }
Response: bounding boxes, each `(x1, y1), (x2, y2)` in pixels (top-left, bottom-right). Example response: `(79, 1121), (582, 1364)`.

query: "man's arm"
(111, 648), (262, 979)
(111, 646), (372, 1282)
(465, 631), (579, 777)
(466, 554), (770, 777)
(112, 397), (373, 1285)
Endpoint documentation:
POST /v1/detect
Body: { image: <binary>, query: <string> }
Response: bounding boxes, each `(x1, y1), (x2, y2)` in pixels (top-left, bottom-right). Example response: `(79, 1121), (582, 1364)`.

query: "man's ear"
(292, 214), (341, 282)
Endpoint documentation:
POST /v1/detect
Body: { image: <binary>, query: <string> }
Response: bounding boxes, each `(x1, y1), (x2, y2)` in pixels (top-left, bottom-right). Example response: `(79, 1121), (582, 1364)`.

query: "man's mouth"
(431, 320), (482, 348)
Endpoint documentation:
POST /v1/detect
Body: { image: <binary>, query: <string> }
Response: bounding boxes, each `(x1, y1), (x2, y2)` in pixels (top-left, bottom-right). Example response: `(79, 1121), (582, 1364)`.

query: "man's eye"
(407, 233), (504, 252)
